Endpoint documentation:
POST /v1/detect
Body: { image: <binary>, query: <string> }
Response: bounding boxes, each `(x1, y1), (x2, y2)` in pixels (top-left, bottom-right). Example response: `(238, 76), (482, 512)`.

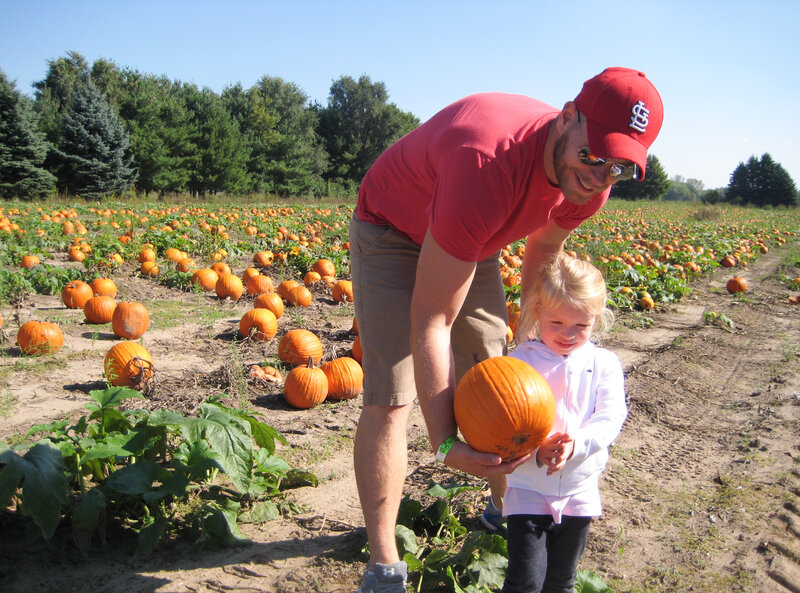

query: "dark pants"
(502, 515), (592, 593)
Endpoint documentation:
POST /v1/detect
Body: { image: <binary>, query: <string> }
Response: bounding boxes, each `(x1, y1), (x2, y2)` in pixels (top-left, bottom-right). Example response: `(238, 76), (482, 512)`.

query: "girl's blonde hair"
(515, 251), (613, 342)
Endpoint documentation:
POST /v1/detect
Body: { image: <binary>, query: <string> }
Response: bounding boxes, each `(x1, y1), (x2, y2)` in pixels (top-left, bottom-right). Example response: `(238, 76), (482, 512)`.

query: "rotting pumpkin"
(454, 356), (555, 462)
(112, 301), (150, 340)
(104, 342), (154, 389)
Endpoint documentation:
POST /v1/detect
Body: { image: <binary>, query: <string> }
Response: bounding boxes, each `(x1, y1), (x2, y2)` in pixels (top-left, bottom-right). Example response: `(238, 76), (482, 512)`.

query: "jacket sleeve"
(569, 351), (627, 462)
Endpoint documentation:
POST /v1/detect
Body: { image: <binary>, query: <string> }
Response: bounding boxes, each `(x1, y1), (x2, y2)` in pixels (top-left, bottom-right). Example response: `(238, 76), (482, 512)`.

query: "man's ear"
(555, 101), (578, 133)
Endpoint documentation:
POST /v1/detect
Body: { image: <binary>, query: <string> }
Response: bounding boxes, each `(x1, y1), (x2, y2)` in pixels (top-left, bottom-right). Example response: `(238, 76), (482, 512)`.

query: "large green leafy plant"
(0, 387), (311, 556)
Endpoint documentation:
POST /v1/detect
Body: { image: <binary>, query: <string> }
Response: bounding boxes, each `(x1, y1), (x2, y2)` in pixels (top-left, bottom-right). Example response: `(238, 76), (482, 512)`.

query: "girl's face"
(536, 302), (597, 356)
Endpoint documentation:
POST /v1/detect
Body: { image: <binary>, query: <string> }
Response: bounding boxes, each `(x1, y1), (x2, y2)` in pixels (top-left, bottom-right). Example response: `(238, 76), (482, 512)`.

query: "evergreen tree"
(0, 71), (56, 199)
(610, 154), (669, 200)
(117, 72), (196, 194)
(182, 85), (249, 196)
(55, 83), (137, 198)
(725, 153), (797, 206)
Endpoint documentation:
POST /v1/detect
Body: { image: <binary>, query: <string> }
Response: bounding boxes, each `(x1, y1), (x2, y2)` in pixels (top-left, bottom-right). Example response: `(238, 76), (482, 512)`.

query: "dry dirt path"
(1, 245), (799, 593)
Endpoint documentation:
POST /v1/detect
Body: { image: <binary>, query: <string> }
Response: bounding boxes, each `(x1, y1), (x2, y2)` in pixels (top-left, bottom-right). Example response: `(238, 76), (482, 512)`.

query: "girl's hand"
(536, 432), (575, 475)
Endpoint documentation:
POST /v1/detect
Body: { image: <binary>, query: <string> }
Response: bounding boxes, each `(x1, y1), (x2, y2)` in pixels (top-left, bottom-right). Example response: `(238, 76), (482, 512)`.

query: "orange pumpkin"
(277, 279), (301, 300)
(454, 356), (555, 462)
(253, 251), (274, 267)
(211, 261), (232, 277)
(312, 258), (336, 277)
(104, 342), (154, 388)
(288, 285), (313, 307)
(62, 280), (94, 309)
(332, 280), (354, 303)
(322, 356), (363, 400)
(215, 274), (244, 300)
(112, 301), (150, 339)
(246, 274), (275, 296)
(303, 271), (322, 286)
(726, 276), (748, 294)
(283, 357), (329, 409)
(20, 255), (41, 268)
(279, 329), (324, 366)
(91, 277), (118, 298)
(351, 334), (363, 363)
(83, 295), (117, 324)
(191, 268), (219, 291)
(241, 267), (261, 285)
(140, 261), (159, 277)
(254, 292), (285, 319)
(137, 248), (156, 263)
(239, 308), (278, 341)
(17, 320), (64, 355)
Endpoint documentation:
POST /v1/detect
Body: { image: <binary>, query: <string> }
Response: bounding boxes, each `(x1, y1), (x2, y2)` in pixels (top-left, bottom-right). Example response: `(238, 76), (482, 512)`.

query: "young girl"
(501, 252), (627, 593)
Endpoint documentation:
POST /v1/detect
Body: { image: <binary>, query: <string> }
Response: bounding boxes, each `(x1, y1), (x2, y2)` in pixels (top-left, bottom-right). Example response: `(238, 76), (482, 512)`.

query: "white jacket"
(506, 339), (627, 498)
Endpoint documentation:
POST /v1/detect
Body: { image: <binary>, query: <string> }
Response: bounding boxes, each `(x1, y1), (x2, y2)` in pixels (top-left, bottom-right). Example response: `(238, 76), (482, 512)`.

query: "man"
(350, 67), (663, 593)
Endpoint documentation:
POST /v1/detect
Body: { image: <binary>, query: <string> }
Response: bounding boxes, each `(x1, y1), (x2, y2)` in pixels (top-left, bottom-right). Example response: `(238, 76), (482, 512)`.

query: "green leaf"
(397, 495), (423, 528)
(136, 515), (169, 555)
(104, 459), (159, 495)
(453, 531), (507, 590)
(253, 449), (289, 475)
(425, 482), (478, 500)
(173, 439), (224, 478)
(88, 385), (145, 409)
(72, 487), (106, 530)
(238, 500), (280, 524)
(0, 443), (69, 539)
(420, 498), (448, 528)
(279, 469), (318, 490)
(197, 404), (254, 493)
(193, 500), (251, 550)
(403, 552), (423, 572)
(395, 524), (419, 557)
(574, 570), (613, 593)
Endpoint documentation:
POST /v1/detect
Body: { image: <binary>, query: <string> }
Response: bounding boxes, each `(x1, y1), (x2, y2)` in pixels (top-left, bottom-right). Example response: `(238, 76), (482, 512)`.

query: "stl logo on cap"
(574, 66), (664, 180)
(629, 100), (650, 133)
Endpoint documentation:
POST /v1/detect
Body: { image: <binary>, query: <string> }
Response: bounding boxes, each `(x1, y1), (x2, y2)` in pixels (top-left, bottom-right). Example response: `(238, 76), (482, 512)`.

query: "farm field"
(1, 199), (800, 593)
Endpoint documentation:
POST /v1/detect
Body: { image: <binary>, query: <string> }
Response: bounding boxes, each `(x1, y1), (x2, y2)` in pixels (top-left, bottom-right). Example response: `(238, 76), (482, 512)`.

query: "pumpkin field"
(1, 199), (800, 593)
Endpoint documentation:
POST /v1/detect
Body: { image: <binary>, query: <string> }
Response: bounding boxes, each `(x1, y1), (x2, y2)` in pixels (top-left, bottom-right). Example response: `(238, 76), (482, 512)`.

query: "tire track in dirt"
(590, 246), (800, 592)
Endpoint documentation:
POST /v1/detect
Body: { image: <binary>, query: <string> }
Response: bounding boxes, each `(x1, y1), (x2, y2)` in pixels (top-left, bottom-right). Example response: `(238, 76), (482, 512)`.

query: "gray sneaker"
(480, 496), (507, 534)
(357, 561), (408, 593)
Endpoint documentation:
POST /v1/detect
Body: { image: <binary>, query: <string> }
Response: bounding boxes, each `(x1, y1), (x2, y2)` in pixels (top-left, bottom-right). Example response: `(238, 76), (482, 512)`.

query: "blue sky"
(1, 0), (797, 190)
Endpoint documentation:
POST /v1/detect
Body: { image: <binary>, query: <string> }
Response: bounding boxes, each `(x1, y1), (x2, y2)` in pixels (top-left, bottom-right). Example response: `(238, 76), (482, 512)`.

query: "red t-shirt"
(357, 93), (608, 262)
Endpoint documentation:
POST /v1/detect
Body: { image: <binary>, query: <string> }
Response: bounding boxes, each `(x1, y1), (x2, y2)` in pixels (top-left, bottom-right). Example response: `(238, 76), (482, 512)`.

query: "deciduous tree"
(316, 75), (419, 185)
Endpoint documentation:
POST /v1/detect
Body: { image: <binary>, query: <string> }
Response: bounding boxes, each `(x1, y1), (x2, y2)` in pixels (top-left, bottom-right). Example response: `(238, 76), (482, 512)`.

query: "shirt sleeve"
(552, 189), (610, 230)
(428, 147), (514, 261)
(569, 351), (627, 461)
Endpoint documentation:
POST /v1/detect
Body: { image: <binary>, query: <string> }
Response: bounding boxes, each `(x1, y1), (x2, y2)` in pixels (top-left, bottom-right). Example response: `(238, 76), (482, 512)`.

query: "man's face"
(552, 113), (632, 205)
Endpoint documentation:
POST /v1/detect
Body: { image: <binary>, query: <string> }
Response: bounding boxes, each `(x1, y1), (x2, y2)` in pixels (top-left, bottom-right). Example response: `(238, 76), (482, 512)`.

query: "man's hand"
(442, 440), (531, 477)
(536, 432), (574, 476)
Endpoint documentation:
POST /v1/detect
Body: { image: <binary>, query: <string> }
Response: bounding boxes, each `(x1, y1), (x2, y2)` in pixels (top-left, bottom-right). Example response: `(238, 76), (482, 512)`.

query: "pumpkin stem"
(306, 355), (315, 368)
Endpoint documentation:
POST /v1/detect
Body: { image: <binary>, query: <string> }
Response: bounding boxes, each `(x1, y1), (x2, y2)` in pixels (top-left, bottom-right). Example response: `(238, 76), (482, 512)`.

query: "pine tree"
(725, 153), (797, 206)
(0, 71), (56, 199)
(55, 83), (137, 198)
(610, 154), (669, 200)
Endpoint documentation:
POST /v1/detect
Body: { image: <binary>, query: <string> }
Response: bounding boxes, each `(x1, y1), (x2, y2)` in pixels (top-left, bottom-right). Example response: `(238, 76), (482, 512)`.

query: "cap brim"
(587, 123), (649, 181)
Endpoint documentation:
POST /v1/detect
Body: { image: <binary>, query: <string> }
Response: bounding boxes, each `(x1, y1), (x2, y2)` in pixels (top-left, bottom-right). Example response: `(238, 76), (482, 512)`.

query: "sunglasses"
(576, 113), (642, 181)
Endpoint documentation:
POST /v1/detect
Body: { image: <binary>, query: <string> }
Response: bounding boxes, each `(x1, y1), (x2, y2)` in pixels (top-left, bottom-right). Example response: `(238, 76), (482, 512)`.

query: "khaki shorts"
(349, 214), (508, 407)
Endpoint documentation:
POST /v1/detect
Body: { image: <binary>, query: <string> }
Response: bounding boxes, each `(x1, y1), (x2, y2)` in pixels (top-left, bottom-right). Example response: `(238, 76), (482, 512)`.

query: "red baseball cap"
(574, 67), (663, 180)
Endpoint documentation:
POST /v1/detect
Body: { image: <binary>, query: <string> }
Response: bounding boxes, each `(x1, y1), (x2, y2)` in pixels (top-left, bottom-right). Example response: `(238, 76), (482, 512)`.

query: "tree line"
(0, 51), (419, 200)
(0, 51), (797, 206)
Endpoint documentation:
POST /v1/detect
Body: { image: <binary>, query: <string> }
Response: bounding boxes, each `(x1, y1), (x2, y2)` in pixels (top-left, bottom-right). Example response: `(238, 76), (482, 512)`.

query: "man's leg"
(354, 403), (412, 565)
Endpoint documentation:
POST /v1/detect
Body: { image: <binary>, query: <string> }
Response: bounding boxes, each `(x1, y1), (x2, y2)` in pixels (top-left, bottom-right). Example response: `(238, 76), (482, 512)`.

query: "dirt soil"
(1, 247), (799, 593)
